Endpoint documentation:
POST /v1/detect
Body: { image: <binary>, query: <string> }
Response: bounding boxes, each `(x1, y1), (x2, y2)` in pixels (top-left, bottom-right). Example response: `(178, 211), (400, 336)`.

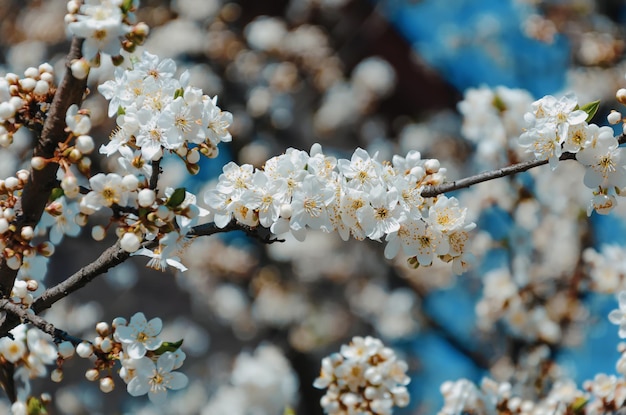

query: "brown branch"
(0, 300), (83, 345)
(0, 38), (88, 297)
(421, 153), (575, 198)
(421, 133), (626, 198)
(31, 221), (255, 316)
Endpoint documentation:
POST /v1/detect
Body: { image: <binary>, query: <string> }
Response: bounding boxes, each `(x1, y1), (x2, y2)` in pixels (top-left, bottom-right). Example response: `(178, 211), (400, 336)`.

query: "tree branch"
(31, 221), (263, 316)
(0, 38), (88, 297)
(0, 300), (83, 345)
(421, 133), (626, 198)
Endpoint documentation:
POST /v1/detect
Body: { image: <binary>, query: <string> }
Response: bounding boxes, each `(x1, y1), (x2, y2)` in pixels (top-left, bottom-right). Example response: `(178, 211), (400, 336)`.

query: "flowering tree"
(2, 0), (626, 414)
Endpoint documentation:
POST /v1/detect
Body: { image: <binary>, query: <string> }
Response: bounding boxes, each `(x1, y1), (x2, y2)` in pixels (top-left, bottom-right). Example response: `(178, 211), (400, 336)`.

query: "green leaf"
(154, 339), (184, 355)
(283, 408), (296, 415)
(116, 105), (125, 116)
(166, 187), (186, 208)
(27, 397), (48, 415)
(491, 94), (507, 113)
(571, 397), (588, 414)
(579, 100), (600, 122)
(50, 188), (64, 201)
(174, 88), (184, 100)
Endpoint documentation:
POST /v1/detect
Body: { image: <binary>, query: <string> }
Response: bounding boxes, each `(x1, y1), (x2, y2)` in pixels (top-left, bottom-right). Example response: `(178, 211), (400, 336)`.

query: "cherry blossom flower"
(115, 312), (163, 359)
(127, 352), (188, 404)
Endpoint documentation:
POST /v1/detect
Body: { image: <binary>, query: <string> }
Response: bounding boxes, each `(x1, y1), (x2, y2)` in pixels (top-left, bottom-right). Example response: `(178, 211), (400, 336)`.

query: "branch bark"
(421, 133), (626, 198)
(0, 38), (88, 297)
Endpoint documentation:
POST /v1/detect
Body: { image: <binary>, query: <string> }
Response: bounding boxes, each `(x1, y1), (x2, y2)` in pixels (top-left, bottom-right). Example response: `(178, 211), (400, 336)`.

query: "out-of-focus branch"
(0, 300), (83, 345)
(421, 133), (626, 198)
(0, 38), (88, 297)
(31, 221), (269, 316)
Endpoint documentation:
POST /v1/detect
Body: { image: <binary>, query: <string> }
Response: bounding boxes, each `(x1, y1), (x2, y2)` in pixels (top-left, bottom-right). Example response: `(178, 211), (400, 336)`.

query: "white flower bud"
(100, 337), (113, 353)
(67, 0), (80, 14)
(76, 341), (94, 358)
(96, 322), (110, 337)
(85, 368), (99, 381)
(21, 226), (34, 240)
(280, 203), (293, 219)
(51, 368), (63, 383)
(4, 177), (18, 191)
(33, 80), (50, 95)
(137, 189), (156, 207)
(38, 63), (54, 74)
(70, 59), (90, 80)
(91, 225), (106, 241)
(120, 232), (141, 252)
(18, 78), (36, 92)
(24, 67), (39, 79)
(112, 317), (127, 328)
(6, 256), (21, 270)
(0, 102), (15, 120)
(0, 134), (11, 147)
(31, 157), (46, 170)
(9, 97), (24, 111)
(16, 170), (29, 182)
(76, 135), (94, 154)
(608, 111), (622, 125)
(26, 280), (38, 291)
(122, 175), (139, 191)
(58, 341), (75, 359)
(12, 280), (27, 298)
(4, 208), (15, 220)
(617, 88), (626, 105)
(424, 159), (440, 174)
(0, 218), (9, 234)
(99, 377), (114, 393)
(187, 148), (200, 164)
(40, 72), (54, 84)
(156, 205), (171, 220)
(61, 176), (79, 199)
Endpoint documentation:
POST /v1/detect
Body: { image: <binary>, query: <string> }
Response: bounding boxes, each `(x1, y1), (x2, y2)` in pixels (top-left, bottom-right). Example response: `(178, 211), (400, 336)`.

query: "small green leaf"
(27, 397), (48, 415)
(580, 100), (600, 122)
(154, 339), (184, 355)
(174, 88), (184, 100)
(492, 94), (507, 113)
(116, 105), (125, 116)
(571, 397), (588, 414)
(50, 187), (64, 201)
(166, 187), (186, 208)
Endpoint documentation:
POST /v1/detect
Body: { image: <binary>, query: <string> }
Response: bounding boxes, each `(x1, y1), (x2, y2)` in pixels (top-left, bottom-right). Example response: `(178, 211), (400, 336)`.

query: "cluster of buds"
(0, 170), (55, 273)
(65, 0), (149, 78)
(32, 104), (95, 197)
(314, 336), (410, 415)
(0, 64), (56, 147)
(55, 312), (187, 404)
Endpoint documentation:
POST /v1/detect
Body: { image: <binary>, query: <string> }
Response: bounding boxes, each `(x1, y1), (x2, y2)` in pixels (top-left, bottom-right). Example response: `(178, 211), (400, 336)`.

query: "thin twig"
(31, 221), (267, 316)
(0, 300), (83, 345)
(421, 133), (626, 198)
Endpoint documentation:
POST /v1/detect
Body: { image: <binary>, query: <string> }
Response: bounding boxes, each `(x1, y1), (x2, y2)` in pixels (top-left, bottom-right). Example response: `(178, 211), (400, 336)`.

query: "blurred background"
(2, 0), (626, 413)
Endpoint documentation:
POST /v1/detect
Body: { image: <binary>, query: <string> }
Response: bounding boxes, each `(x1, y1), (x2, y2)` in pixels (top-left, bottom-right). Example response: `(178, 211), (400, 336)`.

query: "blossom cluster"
(56, 312), (187, 405)
(0, 325), (57, 411)
(519, 93), (626, 215)
(437, 289), (626, 414)
(204, 344), (299, 414)
(98, 50), (233, 167)
(313, 336), (410, 415)
(0, 64), (56, 147)
(65, 0), (149, 76)
(205, 145), (476, 273)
